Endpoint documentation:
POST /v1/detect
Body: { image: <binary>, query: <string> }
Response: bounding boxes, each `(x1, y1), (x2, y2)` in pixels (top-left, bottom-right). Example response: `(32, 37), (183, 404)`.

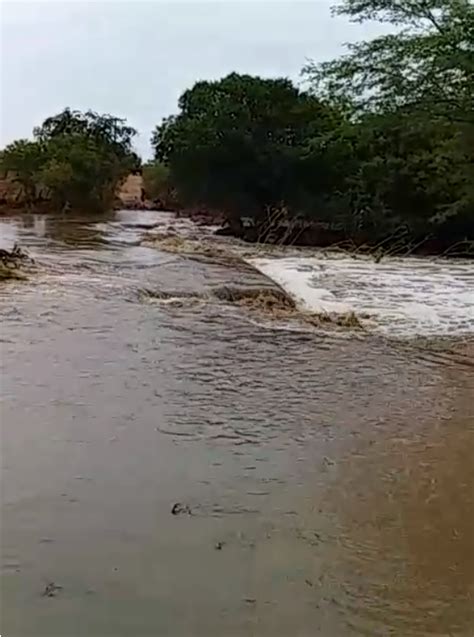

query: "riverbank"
(2, 171), (471, 258)
(118, 197), (474, 258)
(216, 220), (474, 258)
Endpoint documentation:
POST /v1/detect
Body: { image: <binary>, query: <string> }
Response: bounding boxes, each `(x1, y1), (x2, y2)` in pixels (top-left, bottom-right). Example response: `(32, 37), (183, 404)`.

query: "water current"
(1, 210), (473, 636)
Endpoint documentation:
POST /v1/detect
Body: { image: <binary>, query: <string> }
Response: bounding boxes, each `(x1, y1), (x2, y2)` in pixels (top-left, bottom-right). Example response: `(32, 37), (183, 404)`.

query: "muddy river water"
(1, 211), (473, 636)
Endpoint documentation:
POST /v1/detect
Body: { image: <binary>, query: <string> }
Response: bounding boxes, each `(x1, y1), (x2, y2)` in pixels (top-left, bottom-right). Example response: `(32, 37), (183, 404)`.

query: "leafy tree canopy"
(1, 109), (139, 212)
(151, 73), (342, 216)
(303, 0), (474, 124)
(34, 108), (138, 157)
(0, 139), (46, 201)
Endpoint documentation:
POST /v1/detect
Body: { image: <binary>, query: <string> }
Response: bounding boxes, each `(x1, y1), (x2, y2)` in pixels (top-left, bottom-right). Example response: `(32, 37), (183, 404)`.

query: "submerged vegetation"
(1, 0), (472, 252)
(0, 244), (33, 280)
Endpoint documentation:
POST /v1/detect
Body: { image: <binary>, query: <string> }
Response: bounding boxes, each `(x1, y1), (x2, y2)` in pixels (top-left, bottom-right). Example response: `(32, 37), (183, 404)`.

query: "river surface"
(1, 211), (473, 637)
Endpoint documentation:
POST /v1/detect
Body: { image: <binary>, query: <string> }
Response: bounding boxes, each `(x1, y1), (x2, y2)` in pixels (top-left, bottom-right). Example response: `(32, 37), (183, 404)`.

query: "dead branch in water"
(256, 205), (288, 245)
(438, 239), (474, 259)
(0, 243), (32, 280)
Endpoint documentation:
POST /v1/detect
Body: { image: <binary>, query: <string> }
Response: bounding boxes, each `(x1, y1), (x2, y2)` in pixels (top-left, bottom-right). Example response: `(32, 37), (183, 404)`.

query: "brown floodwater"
(1, 211), (473, 637)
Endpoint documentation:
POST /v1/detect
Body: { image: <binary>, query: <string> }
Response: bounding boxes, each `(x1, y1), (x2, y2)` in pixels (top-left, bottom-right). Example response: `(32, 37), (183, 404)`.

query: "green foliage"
(301, 0), (474, 241)
(1, 109), (139, 213)
(2, 2), (473, 249)
(38, 135), (121, 212)
(328, 112), (473, 237)
(303, 0), (474, 124)
(0, 139), (45, 203)
(142, 161), (171, 201)
(151, 73), (342, 218)
(148, 4), (472, 248)
(34, 108), (138, 160)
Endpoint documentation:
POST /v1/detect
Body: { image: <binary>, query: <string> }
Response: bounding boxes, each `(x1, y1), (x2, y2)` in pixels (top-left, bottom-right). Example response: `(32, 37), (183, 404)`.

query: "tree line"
(0, 110), (140, 213)
(1, 0), (473, 251)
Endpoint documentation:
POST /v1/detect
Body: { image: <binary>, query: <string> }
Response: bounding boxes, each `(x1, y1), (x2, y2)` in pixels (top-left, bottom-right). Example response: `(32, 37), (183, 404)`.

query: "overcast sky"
(1, 1), (381, 158)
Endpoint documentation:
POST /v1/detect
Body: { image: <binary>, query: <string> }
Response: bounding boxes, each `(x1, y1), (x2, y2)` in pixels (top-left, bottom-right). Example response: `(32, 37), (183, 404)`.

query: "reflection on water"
(1, 211), (473, 636)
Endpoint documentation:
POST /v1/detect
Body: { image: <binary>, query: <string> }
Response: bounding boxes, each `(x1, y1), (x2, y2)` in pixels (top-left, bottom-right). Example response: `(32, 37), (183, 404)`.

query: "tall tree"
(151, 73), (342, 217)
(34, 108), (138, 160)
(302, 0), (474, 243)
(1, 109), (140, 213)
(303, 0), (474, 124)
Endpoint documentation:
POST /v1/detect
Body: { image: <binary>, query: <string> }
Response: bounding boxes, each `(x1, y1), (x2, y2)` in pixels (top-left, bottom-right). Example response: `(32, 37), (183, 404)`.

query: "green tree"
(34, 108), (139, 160)
(1, 109), (140, 213)
(323, 112), (474, 239)
(151, 73), (342, 218)
(302, 0), (474, 244)
(38, 133), (127, 212)
(303, 0), (474, 124)
(0, 139), (45, 204)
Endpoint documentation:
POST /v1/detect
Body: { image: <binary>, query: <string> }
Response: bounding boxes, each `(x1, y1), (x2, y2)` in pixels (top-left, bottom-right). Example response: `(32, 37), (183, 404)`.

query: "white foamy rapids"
(249, 255), (474, 337)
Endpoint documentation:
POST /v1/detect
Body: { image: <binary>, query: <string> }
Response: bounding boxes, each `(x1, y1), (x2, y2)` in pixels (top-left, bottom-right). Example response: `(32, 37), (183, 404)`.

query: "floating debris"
(306, 310), (365, 329)
(143, 233), (230, 260)
(213, 285), (366, 329)
(0, 263), (27, 280)
(0, 243), (34, 281)
(212, 284), (295, 311)
(42, 581), (63, 597)
(171, 502), (192, 516)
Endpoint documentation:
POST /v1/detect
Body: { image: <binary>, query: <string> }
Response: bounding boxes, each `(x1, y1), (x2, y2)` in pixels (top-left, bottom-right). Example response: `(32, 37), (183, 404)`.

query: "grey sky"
(1, 1), (380, 158)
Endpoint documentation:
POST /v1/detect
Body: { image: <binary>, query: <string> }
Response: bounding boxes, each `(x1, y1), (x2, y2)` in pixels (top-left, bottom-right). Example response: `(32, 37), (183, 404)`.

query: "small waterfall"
(249, 254), (474, 337)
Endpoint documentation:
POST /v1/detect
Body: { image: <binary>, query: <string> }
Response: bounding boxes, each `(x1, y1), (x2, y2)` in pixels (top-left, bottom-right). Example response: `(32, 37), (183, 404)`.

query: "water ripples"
(1, 210), (473, 637)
